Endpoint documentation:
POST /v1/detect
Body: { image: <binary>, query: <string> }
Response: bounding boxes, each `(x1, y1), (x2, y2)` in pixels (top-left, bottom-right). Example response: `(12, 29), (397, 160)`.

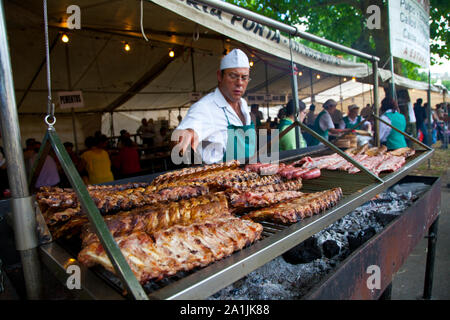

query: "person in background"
(330, 107), (343, 129)
(24, 138), (38, 177)
(250, 104), (263, 128)
(379, 97), (407, 150)
(305, 104), (316, 126)
(81, 135), (114, 184)
(339, 104), (371, 132)
(137, 118), (155, 147)
(116, 137), (141, 176)
(34, 149), (60, 189)
(414, 98), (428, 144)
(310, 99), (351, 145)
(360, 103), (373, 118)
(154, 127), (170, 146)
(278, 99), (307, 151)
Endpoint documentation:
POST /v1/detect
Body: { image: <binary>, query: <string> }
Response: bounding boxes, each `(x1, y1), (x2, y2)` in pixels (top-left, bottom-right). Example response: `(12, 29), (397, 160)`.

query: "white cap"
(348, 104), (360, 111)
(220, 49), (250, 70)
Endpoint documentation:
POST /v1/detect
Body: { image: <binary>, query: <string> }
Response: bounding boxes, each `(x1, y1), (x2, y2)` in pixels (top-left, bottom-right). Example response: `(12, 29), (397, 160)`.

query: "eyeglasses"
(225, 72), (251, 82)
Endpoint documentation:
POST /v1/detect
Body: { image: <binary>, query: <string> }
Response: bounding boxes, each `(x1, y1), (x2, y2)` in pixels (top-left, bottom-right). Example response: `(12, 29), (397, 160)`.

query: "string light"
(352, 77), (356, 82)
(124, 42), (131, 52)
(343, 77), (347, 81)
(169, 49), (175, 58)
(249, 60), (254, 67)
(298, 71), (303, 76)
(316, 74), (321, 79)
(61, 33), (69, 43)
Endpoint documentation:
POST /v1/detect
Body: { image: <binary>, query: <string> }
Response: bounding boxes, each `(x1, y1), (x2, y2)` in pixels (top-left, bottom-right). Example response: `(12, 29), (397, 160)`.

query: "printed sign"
(388, 0), (430, 68)
(57, 91), (84, 109)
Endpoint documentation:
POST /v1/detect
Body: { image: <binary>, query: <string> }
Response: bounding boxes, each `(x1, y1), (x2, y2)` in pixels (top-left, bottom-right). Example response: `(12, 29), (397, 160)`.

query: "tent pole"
(289, 38), (300, 149)
(339, 77), (343, 111)
(309, 69), (314, 104)
(372, 60), (380, 147)
(427, 69), (432, 148)
(265, 61), (269, 119)
(0, 0), (42, 299)
(191, 49), (197, 92)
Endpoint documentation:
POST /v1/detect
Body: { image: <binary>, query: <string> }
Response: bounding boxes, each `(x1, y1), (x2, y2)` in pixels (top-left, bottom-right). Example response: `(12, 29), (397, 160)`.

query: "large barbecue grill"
(37, 147), (437, 300)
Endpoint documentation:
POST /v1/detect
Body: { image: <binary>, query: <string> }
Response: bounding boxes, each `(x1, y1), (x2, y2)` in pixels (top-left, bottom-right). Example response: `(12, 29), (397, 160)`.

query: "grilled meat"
(229, 190), (304, 208)
(242, 188), (343, 224)
(40, 184), (209, 226)
(78, 216), (263, 283)
(81, 193), (230, 246)
(151, 160), (240, 185)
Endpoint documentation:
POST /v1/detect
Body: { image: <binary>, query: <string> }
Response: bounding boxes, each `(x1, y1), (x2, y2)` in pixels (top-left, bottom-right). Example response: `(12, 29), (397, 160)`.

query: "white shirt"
(407, 102), (416, 123)
(176, 88), (251, 164)
(319, 110), (335, 132)
(379, 109), (393, 143)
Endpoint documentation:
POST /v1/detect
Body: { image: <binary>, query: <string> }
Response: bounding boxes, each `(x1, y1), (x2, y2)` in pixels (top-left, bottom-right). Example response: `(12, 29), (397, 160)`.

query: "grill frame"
(37, 147), (434, 300)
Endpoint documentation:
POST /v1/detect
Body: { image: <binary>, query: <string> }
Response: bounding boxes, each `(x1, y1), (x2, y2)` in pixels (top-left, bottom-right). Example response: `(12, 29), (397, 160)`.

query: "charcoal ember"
(374, 212), (397, 227)
(282, 237), (322, 264)
(322, 240), (340, 259)
(347, 227), (377, 252)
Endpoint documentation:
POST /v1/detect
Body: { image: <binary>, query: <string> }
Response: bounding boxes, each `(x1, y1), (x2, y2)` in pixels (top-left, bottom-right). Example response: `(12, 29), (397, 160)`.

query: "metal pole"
(0, 0), (42, 299)
(309, 69), (314, 104)
(372, 61), (380, 147)
(289, 38), (300, 149)
(389, 55), (396, 100)
(265, 61), (269, 118)
(423, 217), (439, 300)
(190, 49), (197, 92)
(427, 69), (432, 147)
(195, 0), (379, 62)
(339, 77), (343, 111)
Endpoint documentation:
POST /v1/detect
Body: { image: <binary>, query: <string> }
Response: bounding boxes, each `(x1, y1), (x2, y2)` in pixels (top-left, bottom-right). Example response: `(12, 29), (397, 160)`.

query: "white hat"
(348, 104), (360, 111)
(220, 49), (250, 70)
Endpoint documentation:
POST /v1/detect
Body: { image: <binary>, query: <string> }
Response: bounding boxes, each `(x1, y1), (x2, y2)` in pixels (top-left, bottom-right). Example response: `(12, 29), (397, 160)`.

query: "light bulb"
(249, 60), (254, 67)
(352, 77), (356, 82)
(298, 71), (303, 76)
(61, 34), (69, 43)
(124, 43), (130, 52)
(169, 50), (175, 58)
(316, 74), (321, 79)
(343, 77), (347, 81)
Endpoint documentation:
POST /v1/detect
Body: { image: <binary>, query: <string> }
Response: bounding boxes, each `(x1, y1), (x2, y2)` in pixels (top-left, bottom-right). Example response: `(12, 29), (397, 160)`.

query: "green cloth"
(278, 118), (306, 151)
(343, 115), (362, 129)
(310, 110), (329, 146)
(384, 112), (407, 150)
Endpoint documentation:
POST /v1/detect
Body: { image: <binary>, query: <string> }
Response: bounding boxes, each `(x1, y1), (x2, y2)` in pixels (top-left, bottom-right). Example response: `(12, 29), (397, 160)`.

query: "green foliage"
(225, 0), (449, 74)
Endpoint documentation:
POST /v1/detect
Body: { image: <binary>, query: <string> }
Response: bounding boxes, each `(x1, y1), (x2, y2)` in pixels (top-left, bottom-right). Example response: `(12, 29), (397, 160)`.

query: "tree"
(226, 0), (449, 80)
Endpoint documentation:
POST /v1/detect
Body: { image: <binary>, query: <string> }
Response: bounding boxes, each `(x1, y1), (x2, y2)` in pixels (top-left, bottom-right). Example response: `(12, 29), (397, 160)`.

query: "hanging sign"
(264, 94), (272, 103)
(247, 94), (265, 105)
(388, 0), (430, 68)
(271, 94), (287, 104)
(57, 91), (84, 109)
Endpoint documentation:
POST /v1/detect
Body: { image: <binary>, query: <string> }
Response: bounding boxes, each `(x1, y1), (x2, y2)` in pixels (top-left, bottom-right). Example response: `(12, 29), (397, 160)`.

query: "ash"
(209, 183), (428, 300)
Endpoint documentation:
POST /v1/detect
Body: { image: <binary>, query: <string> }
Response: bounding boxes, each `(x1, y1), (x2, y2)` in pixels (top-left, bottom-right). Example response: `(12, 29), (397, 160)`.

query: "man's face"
(349, 108), (359, 118)
(217, 67), (250, 104)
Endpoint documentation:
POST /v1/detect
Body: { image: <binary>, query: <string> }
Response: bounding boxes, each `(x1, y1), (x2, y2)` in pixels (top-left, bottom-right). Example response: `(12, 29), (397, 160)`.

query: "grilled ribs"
(229, 190), (304, 208)
(78, 216), (263, 283)
(81, 193), (230, 246)
(242, 188), (343, 224)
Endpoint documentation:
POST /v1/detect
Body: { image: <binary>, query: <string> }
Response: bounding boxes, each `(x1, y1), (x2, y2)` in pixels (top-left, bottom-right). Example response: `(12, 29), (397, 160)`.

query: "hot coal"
(322, 240), (340, 259)
(347, 227), (377, 252)
(209, 182), (426, 300)
(282, 237), (322, 264)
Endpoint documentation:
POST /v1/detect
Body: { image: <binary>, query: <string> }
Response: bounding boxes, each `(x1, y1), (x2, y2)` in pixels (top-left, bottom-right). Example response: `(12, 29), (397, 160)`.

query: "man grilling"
(173, 49), (255, 164)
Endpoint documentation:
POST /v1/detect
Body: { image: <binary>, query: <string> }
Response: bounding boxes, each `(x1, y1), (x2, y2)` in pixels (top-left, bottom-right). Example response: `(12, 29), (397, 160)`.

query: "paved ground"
(391, 171), (450, 300)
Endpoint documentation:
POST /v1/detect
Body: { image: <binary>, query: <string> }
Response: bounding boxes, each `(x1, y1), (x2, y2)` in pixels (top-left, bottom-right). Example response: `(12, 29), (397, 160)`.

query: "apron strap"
(221, 107), (231, 126)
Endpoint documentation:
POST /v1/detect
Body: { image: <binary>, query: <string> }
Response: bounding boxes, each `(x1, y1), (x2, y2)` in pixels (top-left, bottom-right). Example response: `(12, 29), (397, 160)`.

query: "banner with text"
(388, 0), (430, 68)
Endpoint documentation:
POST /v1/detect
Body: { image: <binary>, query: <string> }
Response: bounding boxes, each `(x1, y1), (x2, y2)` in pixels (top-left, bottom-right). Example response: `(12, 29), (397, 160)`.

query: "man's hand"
(172, 129), (199, 155)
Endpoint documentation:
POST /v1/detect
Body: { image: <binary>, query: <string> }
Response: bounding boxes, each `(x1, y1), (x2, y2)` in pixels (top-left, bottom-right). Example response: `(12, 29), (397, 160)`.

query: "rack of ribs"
(80, 193), (230, 246)
(242, 188), (343, 224)
(39, 184), (210, 226)
(151, 160), (240, 186)
(77, 216), (263, 284)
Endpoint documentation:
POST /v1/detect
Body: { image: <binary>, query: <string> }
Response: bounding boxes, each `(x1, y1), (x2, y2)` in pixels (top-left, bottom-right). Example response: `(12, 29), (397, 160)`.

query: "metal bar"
(427, 69), (432, 146)
(195, 0), (379, 62)
(289, 38), (301, 150)
(373, 114), (432, 151)
(296, 121), (384, 183)
(0, 0), (43, 299)
(45, 128), (148, 300)
(372, 61), (380, 147)
(190, 49), (196, 92)
(423, 216), (439, 300)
